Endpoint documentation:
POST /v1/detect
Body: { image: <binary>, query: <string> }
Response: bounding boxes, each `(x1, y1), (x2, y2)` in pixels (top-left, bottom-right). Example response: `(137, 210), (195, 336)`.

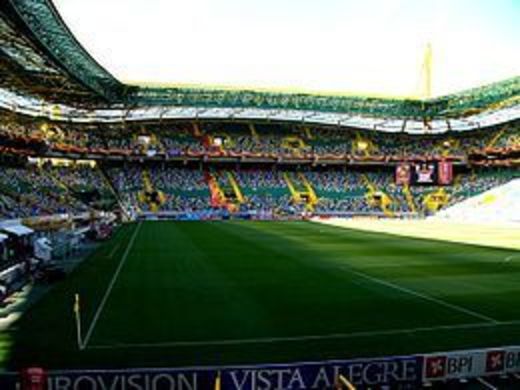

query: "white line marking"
(504, 254), (520, 263)
(346, 268), (499, 324)
(86, 320), (520, 350)
(476, 377), (497, 390)
(82, 222), (142, 349)
(108, 243), (121, 259)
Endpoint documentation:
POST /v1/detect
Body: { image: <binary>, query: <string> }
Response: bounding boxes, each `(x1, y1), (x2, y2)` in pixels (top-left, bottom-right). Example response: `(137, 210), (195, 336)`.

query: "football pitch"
(2, 220), (520, 370)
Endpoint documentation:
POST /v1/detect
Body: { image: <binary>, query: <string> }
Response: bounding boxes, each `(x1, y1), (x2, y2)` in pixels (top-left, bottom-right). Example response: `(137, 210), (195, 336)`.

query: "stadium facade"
(0, 1), (519, 389)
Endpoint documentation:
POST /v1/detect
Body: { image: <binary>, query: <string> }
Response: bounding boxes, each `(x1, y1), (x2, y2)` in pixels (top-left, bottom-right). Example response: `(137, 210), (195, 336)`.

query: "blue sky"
(54, 0), (519, 97)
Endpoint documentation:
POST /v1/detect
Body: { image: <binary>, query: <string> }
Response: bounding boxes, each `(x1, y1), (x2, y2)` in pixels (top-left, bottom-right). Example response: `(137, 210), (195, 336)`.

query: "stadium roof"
(128, 78), (520, 119)
(1, 0), (124, 102)
(0, 0), (519, 131)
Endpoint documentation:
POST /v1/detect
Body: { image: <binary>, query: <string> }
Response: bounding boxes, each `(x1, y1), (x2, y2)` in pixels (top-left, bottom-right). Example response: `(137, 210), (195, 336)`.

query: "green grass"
(3, 221), (520, 370)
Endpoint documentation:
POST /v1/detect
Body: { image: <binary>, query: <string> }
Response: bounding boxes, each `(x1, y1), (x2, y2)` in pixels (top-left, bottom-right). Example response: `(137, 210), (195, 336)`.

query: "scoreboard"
(396, 161), (453, 186)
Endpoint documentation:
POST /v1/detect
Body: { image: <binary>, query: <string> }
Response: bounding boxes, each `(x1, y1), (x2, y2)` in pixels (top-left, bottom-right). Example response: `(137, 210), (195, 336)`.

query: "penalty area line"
(82, 222), (142, 349)
(503, 254), (520, 263)
(345, 268), (499, 324)
(85, 320), (520, 350)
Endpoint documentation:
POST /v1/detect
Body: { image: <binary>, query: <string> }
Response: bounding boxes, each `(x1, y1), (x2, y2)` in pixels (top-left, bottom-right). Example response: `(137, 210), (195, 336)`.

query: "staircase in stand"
(139, 169), (165, 212)
(206, 171), (244, 211)
(486, 124), (509, 149)
(249, 124), (259, 142)
(361, 174), (394, 217)
(226, 172), (245, 204)
(205, 171), (227, 209)
(283, 173), (318, 211)
(403, 184), (417, 213)
(423, 187), (449, 213)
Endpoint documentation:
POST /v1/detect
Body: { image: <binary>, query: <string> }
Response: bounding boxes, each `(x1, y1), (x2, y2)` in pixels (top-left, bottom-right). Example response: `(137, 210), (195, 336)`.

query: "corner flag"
(214, 371), (221, 390)
(73, 293), (83, 350)
(73, 294), (80, 315)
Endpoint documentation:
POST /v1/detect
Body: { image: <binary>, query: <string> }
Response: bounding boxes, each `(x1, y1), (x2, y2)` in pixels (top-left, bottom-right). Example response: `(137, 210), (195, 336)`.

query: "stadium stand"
(48, 163), (116, 210)
(0, 114), (517, 220)
(87, 164), (518, 217)
(149, 166), (209, 212)
(0, 164), (87, 217)
(105, 166), (144, 214)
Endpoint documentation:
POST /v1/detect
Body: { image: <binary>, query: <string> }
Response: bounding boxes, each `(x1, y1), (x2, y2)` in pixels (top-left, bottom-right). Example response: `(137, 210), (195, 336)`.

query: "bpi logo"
(424, 356), (447, 378)
(424, 354), (474, 380)
(486, 350), (505, 373)
(486, 348), (520, 374)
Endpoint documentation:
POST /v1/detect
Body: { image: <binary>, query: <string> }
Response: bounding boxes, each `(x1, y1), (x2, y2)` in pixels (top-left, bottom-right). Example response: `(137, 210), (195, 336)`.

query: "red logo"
(486, 350), (505, 373)
(425, 356), (447, 378)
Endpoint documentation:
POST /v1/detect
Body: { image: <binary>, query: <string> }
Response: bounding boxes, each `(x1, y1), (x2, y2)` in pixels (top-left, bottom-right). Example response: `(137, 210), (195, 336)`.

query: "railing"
(138, 210), (421, 221)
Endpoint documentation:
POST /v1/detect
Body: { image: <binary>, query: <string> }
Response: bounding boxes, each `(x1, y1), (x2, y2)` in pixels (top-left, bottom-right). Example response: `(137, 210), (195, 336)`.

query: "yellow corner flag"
(214, 371), (221, 390)
(74, 293), (84, 350)
(74, 293), (80, 315)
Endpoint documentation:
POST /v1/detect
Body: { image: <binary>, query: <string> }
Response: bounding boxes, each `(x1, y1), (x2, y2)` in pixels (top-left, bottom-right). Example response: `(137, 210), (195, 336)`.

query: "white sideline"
(82, 222), (142, 349)
(346, 267), (499, 324)
(86, 320), (520, 350)
(504, 254), (520, 263)
(476, 377), (498, 390)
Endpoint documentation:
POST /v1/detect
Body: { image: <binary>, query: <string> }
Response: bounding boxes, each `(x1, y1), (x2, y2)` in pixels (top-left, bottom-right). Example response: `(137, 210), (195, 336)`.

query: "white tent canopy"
(1, 224), (34, 237)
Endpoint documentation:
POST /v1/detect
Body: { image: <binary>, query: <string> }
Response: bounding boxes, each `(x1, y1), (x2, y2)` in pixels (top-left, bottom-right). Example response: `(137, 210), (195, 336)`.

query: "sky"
(54, 0), (519, 98)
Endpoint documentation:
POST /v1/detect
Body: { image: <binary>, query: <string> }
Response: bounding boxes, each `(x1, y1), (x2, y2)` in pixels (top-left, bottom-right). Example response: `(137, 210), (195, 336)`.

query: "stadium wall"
(2, 345), (520, 389)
